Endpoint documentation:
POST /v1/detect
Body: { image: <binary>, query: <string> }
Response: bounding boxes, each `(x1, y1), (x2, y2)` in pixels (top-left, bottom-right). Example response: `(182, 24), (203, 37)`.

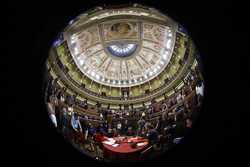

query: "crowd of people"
(45, 68), (204, 160)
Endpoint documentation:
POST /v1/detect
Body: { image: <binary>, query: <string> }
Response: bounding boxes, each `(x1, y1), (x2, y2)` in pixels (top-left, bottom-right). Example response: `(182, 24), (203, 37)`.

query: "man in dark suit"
(146, 125), (159, 145)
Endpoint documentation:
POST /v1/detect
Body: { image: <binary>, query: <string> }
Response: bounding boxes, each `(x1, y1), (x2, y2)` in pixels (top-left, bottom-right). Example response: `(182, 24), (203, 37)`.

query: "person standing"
(137, 118), (145, 136)
(107, 123), (113, 137)
(71, 112), (82, 144)
(61, 107), (70, 139)
(117, 121), (122, 134)
(146, 125), (158, 145)
(82, 116), (89, 140)
(47, 102), (57, 128)
(195, 81), (204, 106)
(122, 119), (128, 135)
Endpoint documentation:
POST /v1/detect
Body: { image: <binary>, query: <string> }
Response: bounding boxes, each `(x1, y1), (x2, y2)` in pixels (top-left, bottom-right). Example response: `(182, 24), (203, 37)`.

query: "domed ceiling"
(48, 5), (198, 105)
(65, 8), (177, 87)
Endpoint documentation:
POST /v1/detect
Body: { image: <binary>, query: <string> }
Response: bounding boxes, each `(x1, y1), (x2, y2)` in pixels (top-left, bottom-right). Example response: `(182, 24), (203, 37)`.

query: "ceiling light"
(95, 74), (100, 80)
(74, 47), (79, 55)
(166, 39), (171, 49)
(140, 12), (149, 16)
(79, 59), (84, 65)
(71, 35), (76, 40)
(90, 16), (98, 20)
(71, 39), (76, 44)
(162, 51), (169, 60)
(69, 19), (74, 25)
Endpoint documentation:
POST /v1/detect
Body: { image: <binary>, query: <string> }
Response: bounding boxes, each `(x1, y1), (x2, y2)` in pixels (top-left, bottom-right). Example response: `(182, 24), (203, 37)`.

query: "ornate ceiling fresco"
(66, 9), (176, 87)
(46, 5), (199, 105)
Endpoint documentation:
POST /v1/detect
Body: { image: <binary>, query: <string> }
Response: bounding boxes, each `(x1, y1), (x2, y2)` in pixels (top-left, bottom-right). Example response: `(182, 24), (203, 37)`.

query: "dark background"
(7, 0), (244, 167)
